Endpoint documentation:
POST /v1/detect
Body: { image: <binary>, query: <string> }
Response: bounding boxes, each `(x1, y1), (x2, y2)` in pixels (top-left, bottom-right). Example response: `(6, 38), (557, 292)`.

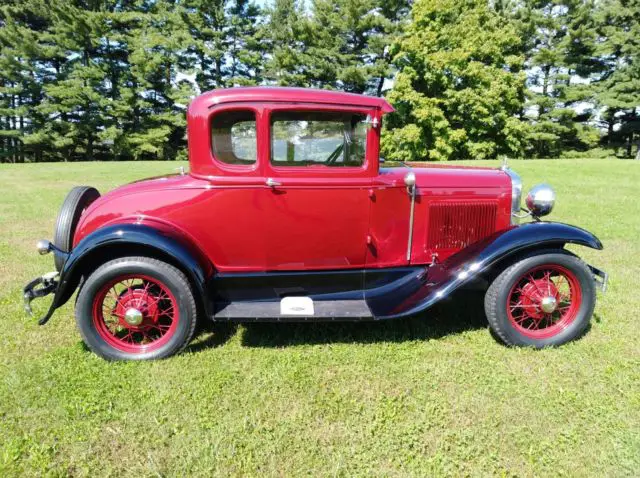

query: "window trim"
(269, 110), (368, 170)
(265, 104), (378, 178)
(208, 105), (261, 174)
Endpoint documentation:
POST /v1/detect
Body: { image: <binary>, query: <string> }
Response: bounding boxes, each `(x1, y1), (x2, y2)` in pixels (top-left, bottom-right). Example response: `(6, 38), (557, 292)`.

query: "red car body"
(75, 87), (511, 272)
(24, 87), (607, 359)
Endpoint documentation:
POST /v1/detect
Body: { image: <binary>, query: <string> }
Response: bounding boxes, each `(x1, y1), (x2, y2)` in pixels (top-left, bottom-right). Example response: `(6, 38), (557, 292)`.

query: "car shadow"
(186, 322), (238, 353)
(239, 289), (489, 348)
(82, 289), (599, 354)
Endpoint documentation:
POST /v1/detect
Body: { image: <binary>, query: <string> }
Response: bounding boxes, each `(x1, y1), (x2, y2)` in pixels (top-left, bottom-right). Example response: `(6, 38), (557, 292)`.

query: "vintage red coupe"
(24, 87), (607, 360)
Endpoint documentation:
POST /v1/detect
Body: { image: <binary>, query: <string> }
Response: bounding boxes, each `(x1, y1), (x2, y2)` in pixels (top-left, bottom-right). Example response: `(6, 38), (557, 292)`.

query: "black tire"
(53, 186), (100, 271)
(484, 250), (596, 348)
(75, 256), (198, 360)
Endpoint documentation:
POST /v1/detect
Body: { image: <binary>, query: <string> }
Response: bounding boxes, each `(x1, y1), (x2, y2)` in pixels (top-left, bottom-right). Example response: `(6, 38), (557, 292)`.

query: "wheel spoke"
(158, 306), (175, 317)
(506, 263), (582, 338)
(511, 303), (538, 309)
(92, 273), (177, 352)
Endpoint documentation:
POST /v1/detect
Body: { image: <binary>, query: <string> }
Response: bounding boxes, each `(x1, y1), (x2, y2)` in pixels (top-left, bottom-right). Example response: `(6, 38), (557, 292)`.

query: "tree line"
(0, 0), (638, 163)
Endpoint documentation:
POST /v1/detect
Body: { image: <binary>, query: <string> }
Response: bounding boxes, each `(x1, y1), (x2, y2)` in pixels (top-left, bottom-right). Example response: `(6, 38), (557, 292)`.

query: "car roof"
(189, 86), (395, 114)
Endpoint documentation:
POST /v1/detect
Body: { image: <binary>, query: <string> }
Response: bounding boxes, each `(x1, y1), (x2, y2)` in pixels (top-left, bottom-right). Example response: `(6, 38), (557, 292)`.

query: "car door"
(187, 104), (269, 272)
(259, 105), (378, 271)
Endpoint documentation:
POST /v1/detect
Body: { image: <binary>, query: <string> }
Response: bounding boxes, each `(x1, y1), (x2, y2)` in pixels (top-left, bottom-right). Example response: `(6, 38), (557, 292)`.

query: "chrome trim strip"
(502, 166), (523, 225)
(407, 186), (416, 261)
(404, 171), (417, 262)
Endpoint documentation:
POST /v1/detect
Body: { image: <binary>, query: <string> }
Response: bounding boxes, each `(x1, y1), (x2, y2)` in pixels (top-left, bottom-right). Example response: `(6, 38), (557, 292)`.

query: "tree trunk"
(540, 65), (551, 117)
(376, 75), (385, 97)
(10, 88), (16, 163)
(87, 135), (94, 161)
(216, 57), (223, 88)
(19, 95), (24, 163)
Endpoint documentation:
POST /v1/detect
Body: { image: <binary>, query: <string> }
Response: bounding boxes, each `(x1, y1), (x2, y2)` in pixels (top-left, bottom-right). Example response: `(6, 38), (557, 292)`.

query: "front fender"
(39, 223), (214, 324)
(368, 222), (603, 318)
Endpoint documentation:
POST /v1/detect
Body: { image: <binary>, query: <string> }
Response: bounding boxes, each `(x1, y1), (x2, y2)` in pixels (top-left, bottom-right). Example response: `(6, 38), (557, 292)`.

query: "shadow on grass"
(240, 289), (489, 348)
(187, 294), (598, 353)
(187, 322), (238, 353)
(81, 288), (598, 354)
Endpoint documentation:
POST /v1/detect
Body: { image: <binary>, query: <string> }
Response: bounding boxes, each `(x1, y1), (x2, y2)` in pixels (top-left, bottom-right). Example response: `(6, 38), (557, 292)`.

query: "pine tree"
(226, 0), (264, 86)
(519, 0), (603, 157)
(262, 0), (315, 87)
(0, 4), (31, 162)
(0, 0), (59, 162)
(120, 0), (195, 160)
(595, 0), (640, 158)
(311, 0), (411, 95)
(33, 1), (113, 161)
(262, 0), (411, 95)
(180, 0), (265, 92)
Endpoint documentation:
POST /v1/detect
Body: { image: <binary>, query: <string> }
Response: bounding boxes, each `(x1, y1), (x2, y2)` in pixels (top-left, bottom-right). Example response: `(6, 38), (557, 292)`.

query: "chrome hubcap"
(124, 307), (144, 326)
(540, 296), (558, 314)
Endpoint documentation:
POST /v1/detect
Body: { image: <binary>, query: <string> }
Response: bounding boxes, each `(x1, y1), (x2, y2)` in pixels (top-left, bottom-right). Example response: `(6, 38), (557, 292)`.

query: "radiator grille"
(427, 201), (498, 251)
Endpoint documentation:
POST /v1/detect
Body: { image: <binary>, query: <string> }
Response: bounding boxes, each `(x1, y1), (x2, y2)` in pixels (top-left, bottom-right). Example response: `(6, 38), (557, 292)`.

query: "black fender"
(39, 223), (214, 324)
(367, 222), (603, 319)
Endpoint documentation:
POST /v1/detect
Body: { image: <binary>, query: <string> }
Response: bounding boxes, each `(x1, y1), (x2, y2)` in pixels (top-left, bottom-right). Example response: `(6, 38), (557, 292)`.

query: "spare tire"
(53, 186), (100, 271)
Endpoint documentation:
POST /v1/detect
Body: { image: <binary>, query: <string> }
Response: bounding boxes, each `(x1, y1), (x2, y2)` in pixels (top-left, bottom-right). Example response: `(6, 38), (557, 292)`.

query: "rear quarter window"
(211, 110), (257, 166)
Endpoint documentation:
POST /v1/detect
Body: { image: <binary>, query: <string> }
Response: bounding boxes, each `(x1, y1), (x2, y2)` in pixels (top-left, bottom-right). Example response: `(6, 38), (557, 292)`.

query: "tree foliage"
(0, 0), (263, 162)
(515, 0), (604, 157)
(0, 0), (638, 162)
(594, 0), (640, 158)
(382, 0), (528, 161)
(262, 0), (410, 94)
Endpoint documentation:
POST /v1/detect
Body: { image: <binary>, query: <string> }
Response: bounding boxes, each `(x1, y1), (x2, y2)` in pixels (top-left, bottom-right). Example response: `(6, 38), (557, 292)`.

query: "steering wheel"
(325, 143), (344, 164)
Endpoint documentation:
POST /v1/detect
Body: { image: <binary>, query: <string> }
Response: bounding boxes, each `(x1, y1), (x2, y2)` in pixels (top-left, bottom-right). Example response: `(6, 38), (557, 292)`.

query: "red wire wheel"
(506, 264), (582, 339)
(91, 274), (179, 354)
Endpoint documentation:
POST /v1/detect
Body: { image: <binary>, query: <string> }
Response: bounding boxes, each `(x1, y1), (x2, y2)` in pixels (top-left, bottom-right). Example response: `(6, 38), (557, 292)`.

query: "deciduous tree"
(382, 0), (528, 161)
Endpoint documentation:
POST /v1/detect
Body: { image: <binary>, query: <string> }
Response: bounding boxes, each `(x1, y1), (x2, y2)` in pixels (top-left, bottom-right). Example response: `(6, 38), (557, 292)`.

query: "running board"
(213, 299), (373, 321)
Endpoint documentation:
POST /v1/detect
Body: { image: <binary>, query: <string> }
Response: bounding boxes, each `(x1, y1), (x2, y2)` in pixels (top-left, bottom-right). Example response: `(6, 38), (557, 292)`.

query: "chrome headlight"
(503, 167), (523, 224)
(526, 184), (556, 217)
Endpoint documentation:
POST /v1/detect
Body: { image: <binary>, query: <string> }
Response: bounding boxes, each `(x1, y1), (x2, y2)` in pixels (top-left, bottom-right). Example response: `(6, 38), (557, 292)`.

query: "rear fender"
(367, 222), (603, 318)
(40, 223), (214, 324)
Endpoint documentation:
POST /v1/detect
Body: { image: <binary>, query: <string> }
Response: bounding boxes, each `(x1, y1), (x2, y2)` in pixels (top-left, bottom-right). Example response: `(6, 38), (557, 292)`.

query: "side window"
(211, 110), (257, 165)
(271, 111), (367, 167)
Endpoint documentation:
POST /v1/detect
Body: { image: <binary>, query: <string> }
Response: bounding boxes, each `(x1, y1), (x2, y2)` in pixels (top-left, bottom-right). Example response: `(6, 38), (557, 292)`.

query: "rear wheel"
(484, 250), (596, 348)
(75, 256), (197, 360)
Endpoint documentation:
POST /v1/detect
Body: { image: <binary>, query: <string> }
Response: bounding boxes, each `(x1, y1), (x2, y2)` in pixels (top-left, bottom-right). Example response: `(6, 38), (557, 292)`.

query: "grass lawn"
(0, 158), (638, 476)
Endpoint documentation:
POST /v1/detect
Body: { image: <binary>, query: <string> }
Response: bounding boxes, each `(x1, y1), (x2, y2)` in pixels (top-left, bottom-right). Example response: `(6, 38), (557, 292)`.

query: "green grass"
(0, 158), (638, 476)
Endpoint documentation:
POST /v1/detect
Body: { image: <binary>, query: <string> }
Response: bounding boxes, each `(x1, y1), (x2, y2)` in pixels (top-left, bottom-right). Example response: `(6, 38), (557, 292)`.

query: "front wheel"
(484, 250), (596, 348)
(75, 256), (198, 360)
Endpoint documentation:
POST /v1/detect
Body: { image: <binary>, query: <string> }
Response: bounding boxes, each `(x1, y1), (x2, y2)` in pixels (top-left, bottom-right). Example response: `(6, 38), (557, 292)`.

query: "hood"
(380, 163), (510, 189)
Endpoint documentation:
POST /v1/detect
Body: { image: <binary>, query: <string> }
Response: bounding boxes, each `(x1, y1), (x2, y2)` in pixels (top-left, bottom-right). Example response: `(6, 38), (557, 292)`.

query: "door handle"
(266, 178), (281, 188)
